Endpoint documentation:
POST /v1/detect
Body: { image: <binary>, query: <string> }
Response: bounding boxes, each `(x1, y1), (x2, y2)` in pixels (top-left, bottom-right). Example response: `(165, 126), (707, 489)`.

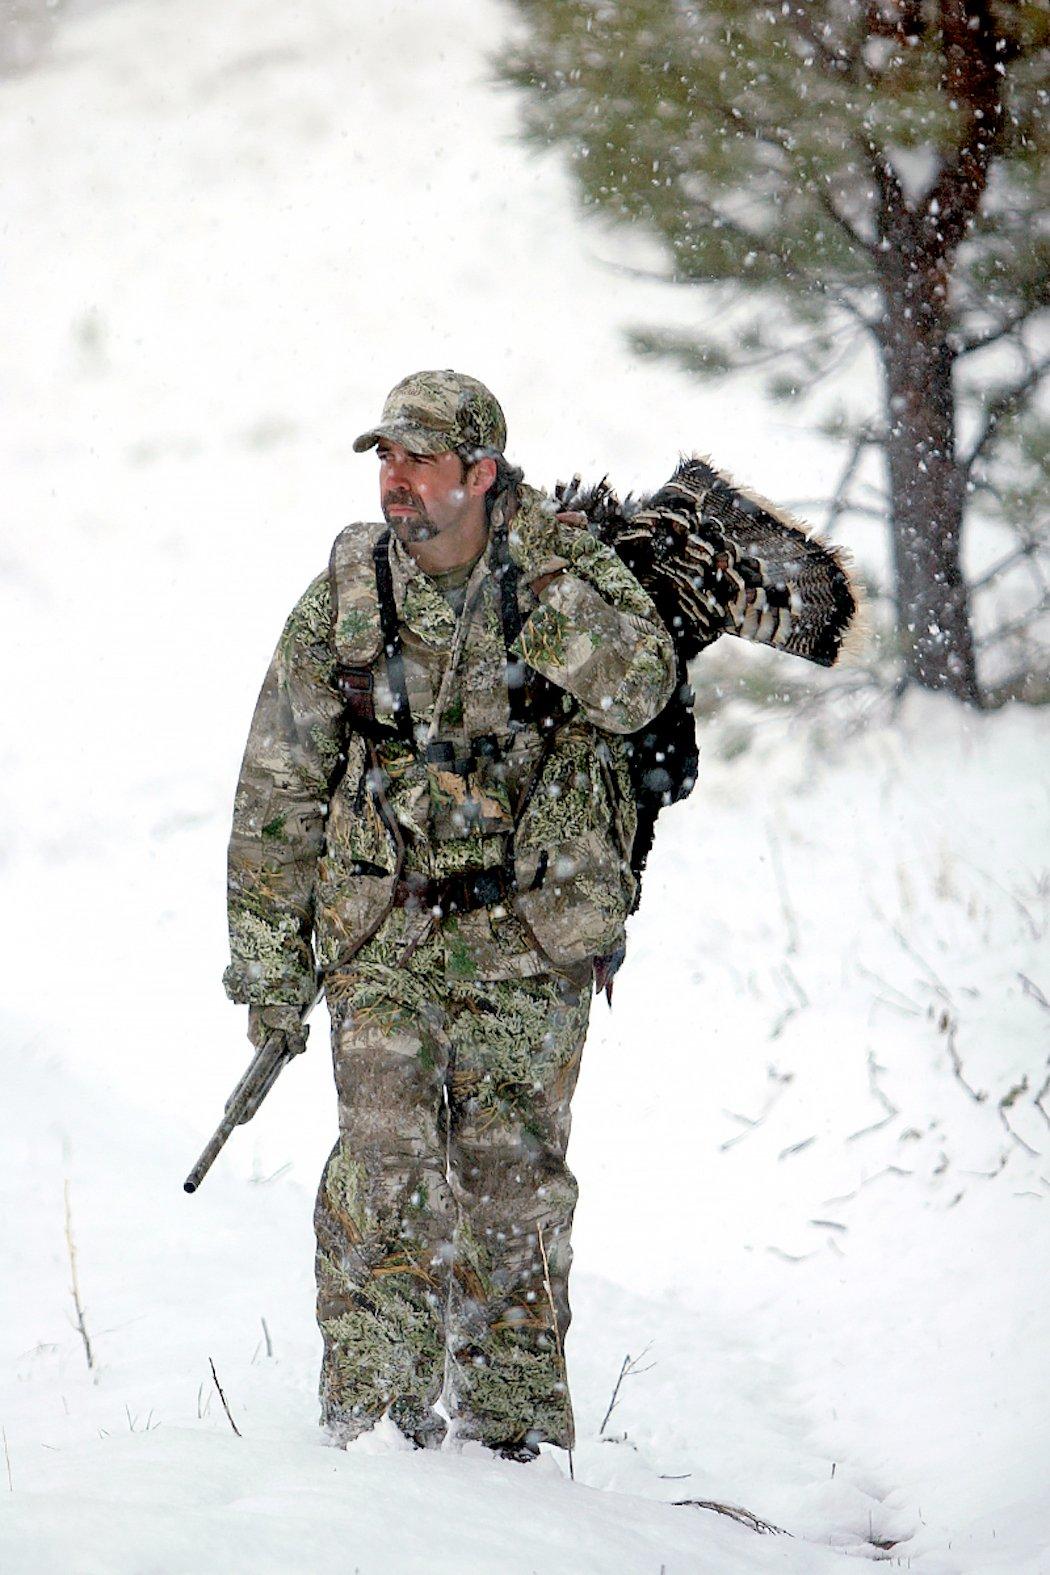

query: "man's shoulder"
(282, 571), (333, 654)
(327, 521), (388, 665)
(330, 519), (389, 553)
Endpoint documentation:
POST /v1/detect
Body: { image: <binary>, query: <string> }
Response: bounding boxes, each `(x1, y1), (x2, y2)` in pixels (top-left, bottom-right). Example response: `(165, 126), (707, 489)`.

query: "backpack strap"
(329, 512), (568, 747)
(328, 523), (412, 746)
(372, 530), (415, 745)
(487, 511), (531, 731)
(489, 497), (570, 737)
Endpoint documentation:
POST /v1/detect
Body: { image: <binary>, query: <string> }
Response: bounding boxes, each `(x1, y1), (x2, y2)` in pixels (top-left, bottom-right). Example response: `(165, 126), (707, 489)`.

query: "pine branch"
(969, 541), (1042, 594)
(962, 356), (1050, 476)
(975, 593), (1050, 651)
(954, 300), (1050, 358)
(792, 4), (858, 81)
(709, 97), (877, 261)
(823, 428), (878, 535)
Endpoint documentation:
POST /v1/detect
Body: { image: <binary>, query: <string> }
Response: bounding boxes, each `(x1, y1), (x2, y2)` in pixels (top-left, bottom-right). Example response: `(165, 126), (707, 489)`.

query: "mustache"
(382, 488), (424, 513)
(382, 487), (434, 537)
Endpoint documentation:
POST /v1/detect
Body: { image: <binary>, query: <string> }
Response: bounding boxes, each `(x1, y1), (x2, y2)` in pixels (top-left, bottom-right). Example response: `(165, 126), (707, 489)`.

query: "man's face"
(377, 440), (476, 544)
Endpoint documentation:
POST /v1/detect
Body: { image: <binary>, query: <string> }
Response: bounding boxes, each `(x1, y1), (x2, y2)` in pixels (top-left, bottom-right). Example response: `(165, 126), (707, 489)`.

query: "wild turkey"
(554, 456), (863, 935)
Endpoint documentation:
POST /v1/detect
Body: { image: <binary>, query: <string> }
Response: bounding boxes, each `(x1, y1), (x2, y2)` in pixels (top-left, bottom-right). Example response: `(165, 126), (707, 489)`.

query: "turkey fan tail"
(630, 456), (863, 668)
(554, 457), (862, 669)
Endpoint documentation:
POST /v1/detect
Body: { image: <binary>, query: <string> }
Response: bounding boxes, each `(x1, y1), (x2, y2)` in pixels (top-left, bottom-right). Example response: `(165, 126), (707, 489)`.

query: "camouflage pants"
(314, 962), (590, 1451)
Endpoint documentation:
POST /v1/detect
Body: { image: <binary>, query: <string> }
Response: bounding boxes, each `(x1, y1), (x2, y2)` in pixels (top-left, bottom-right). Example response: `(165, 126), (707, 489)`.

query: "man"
(223, 370), (675, 1460)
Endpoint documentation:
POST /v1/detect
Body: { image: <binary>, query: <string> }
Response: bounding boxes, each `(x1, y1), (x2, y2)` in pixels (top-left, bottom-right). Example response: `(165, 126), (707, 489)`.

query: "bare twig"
(823, 1165), (913, 1206)
(823, 428), (874, 536)
(780, 963), (809, 1009)
(766, 826), (799, 956)
(778, 1135), (816, 1160)
(963, 355), (1050, 476)
(3, 1427), (12, 1492)
(960, 1152), (1010, 1180)
(969, 540), (1041, 594)
(63, 1181), (94, 1372)
(537, 1228), (572, 1480)
(999, 1078), (1040, 1158)
(944, 1017), (988, 1104)
(720, 1066), (794, 1151)
(766, 1245), (816, 1263)
(856, 962), (922, 1015)
(976, 593), (1050, 652)
(1034, 1069), (1050, 1132)
(1020, 975), (1049, 1011)
(955, 300), (1050, 357)
(208, 1358), (241, 1438)
(674, 1499), (788, 1535)
(599, 1344), (656, 1436)
(959, 861), (1040, 941)
(848, 1050), (899, 1141)
(892, 927), (950, 1003)
(261, 1317), (273, 1359)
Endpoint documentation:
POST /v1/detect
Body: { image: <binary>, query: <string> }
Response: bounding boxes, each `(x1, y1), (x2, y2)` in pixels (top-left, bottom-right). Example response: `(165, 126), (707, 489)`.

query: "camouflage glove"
(507, 486), (572, 585)
(247, 1003), (309, 1057)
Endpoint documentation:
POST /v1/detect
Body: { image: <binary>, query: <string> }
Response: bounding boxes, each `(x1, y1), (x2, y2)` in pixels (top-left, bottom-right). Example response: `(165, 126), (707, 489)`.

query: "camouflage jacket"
(223, 488), (676, 1007)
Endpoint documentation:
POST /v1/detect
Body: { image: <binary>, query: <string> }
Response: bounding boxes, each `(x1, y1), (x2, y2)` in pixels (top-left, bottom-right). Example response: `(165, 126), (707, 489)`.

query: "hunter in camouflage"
(224, 370), (675, 1457)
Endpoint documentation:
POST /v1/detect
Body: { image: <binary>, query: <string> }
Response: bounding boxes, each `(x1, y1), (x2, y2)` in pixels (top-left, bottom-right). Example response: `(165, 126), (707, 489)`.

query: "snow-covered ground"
(3, 2), (1048, 1571)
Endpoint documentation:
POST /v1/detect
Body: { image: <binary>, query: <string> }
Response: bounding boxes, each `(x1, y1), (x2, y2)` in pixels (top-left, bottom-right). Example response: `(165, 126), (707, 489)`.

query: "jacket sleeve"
(223, 574), (344, 1008)
(512, 512), (676, 735)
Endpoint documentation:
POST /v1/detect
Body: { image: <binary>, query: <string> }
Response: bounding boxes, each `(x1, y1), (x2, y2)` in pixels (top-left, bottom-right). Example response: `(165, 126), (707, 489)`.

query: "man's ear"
(467, 455), (498, 497)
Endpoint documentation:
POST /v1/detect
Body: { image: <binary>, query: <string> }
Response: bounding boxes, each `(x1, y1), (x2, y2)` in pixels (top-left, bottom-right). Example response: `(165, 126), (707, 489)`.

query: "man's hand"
(248, 1003), (309, 1057)
(507, 488), (572, 589)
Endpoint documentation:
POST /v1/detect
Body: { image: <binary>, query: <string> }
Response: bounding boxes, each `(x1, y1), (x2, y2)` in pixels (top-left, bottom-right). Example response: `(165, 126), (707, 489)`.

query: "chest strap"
(334, 519), (564, 745)
(373, 530), (415, 744)
(488, 517), (530, 730)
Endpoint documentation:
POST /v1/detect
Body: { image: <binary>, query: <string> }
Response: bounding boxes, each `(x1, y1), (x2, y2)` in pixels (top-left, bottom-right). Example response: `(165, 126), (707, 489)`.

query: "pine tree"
(501, 0), (1049, 704)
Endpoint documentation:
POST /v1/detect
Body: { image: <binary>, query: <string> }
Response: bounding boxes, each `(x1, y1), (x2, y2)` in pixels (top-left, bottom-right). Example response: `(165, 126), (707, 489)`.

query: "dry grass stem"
(1020, 974), (1049, 1011)
(599, 1343), (656, 1436)
(673, 1498), (788, 1536)
(766, 826), (799, 956)
(63, 1181), (94, 1371)
(208, 1358), (242, 1438)
(3, 1427), (12, 1492)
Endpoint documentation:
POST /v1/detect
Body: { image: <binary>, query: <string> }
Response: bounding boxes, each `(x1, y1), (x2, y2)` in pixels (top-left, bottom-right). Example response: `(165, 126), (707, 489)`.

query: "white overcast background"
(2, 2), (1048, 1571)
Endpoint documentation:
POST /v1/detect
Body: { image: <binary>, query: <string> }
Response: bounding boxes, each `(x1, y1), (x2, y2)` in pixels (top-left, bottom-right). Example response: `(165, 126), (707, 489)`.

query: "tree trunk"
(866, 0), (1007, 707)
(878, 300), (980, 704)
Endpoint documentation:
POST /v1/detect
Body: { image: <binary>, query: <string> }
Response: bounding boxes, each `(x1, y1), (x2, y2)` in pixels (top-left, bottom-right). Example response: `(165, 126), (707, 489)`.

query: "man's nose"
(382, 457), (410, 489)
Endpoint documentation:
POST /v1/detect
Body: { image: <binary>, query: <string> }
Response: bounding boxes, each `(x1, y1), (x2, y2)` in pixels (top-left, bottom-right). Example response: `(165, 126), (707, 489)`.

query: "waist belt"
(392, 854), (548, 918)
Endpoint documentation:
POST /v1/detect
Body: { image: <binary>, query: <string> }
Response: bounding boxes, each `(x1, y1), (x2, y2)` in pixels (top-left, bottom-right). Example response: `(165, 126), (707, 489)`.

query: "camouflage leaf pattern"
(224, 574), (344, 1007)
(226, 499), (673, 988)
(510, 487), (675, 735)
(315, 966), (589, 1450)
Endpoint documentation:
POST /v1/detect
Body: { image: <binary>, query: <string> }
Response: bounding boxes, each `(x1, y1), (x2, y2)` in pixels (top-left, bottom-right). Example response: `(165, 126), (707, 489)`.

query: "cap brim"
(352, 421), (455, 456)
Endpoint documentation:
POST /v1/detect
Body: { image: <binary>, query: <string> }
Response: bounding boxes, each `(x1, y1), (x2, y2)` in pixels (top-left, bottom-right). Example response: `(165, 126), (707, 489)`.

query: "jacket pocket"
(315, 737), (400, 971)
(514, 732), (636, 966)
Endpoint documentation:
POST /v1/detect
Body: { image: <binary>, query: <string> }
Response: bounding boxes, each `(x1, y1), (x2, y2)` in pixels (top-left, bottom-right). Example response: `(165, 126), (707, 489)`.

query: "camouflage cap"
(353, 370), (508, 457)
